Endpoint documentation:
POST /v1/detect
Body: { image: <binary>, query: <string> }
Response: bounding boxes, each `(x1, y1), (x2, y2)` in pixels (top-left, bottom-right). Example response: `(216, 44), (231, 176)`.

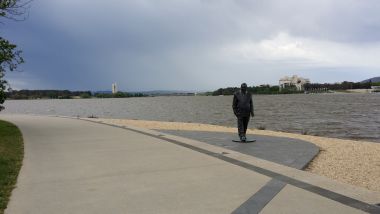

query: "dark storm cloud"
(3, 0), (380, 91)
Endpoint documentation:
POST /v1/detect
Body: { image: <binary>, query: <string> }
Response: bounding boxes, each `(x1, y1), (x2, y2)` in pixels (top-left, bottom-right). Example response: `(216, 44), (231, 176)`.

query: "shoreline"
(86, 117), (380, 193)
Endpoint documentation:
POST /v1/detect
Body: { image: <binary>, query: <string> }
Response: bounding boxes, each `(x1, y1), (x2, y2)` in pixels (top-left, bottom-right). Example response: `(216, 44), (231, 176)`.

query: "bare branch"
(0, 0), (33, 21)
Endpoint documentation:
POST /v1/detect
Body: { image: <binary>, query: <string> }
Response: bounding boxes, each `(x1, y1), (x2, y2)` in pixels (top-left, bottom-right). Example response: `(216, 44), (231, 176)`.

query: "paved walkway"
(158, 130), (319, 169)
(1, 114), (379, 214)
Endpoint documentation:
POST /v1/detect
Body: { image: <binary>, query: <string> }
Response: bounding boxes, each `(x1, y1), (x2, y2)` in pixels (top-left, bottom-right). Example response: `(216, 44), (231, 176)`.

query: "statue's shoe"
(232, 139), (256, 143)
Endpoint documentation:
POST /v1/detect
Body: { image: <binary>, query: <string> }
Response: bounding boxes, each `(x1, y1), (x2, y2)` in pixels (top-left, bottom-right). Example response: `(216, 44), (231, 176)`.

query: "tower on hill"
(112, 83), (118, 94)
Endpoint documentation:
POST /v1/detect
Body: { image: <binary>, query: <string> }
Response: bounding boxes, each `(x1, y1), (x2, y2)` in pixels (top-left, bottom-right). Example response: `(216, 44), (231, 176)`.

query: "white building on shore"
(371, 86), (380, 93)
(279, 75), (310, 91)
(112, 83), (118, 94)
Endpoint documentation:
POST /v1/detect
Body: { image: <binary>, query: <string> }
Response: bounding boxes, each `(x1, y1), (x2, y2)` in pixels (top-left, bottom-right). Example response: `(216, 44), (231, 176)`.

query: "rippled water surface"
(2, 94), (380, 142)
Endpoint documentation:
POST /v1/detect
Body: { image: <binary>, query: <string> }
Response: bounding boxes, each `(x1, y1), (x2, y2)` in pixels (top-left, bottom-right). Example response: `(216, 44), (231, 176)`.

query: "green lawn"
(0, 120), (23, 214)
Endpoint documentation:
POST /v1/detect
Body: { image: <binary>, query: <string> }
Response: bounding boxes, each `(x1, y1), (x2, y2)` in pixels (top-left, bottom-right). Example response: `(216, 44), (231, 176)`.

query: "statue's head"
(241, 83), (247, 93)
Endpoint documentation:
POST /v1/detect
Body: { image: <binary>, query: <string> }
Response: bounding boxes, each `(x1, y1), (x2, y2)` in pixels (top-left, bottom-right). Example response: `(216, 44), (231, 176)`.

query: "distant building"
(279, 75), (310, 91)
(112, 83), (118, 94)
(371, 86), (380, 93)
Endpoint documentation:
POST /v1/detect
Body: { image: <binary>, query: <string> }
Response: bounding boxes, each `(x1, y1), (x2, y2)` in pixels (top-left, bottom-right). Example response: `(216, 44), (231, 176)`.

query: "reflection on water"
(3, 93), (380, 143)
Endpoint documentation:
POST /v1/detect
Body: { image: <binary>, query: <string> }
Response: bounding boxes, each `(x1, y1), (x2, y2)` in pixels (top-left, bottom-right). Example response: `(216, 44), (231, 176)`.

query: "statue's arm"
(250, 95), (254, 117)
(232, 94), (238, 116)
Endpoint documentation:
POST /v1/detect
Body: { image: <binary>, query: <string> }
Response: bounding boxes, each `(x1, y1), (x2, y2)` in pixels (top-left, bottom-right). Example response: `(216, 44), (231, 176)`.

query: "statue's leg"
(237, 117), (244, 140)
(243, 116), (250, 136)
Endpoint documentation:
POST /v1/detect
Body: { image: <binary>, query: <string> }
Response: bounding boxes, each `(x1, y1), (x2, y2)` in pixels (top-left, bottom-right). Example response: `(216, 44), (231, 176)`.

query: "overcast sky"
(2, 0), (380, 91)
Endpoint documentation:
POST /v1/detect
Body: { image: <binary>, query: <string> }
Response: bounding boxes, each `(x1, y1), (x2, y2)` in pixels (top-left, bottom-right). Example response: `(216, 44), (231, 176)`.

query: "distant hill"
(93, 90), (112, 94)
(94, 90), (196, 96)
(129, 90), (195, 96)
(361, 77), (380, 83)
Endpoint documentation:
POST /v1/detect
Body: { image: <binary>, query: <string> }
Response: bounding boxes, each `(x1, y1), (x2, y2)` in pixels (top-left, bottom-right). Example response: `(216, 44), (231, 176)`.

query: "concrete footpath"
(1, 114), (379, 214)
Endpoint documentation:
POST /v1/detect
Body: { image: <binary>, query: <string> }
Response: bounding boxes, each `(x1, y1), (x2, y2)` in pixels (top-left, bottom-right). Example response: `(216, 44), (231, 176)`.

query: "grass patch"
(0, 120), (24, 214)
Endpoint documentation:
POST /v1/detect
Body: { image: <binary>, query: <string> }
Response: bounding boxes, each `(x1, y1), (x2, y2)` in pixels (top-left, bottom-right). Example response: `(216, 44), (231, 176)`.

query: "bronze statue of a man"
(232, 83), (254, 142)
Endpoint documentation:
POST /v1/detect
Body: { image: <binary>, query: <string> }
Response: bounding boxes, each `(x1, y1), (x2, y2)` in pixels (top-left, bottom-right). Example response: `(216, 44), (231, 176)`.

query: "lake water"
(2, 93), (380, 143)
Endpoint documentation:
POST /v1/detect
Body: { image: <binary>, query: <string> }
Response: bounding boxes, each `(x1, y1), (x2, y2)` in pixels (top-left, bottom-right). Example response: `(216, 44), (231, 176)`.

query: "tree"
(0, 37), (24, 110)
(1, 0), (32, 21)
(0, 0), (31, 111)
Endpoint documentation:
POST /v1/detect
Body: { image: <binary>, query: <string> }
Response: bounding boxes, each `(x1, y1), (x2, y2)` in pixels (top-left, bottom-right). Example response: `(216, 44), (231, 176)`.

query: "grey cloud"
(3, 0), (380, 91)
